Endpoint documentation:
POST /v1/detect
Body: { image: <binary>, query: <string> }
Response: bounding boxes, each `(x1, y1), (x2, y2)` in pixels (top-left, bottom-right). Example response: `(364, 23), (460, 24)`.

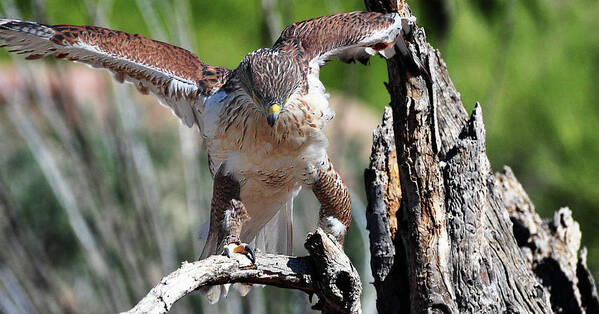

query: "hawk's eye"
(252, 92), (260, 105)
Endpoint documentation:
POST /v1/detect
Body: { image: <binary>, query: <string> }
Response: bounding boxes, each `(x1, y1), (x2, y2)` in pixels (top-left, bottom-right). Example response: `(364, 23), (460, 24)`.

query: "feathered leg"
(201, 164), (254, 262)
(200, 164), (255, 303)
(311, 158), (352, 245)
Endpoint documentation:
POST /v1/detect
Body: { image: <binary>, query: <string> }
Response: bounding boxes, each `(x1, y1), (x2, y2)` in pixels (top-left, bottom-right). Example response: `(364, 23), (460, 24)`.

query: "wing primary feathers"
(0, 17), (231, 128)
(273, 11), (416, 68)
(0, 19), (54, 38)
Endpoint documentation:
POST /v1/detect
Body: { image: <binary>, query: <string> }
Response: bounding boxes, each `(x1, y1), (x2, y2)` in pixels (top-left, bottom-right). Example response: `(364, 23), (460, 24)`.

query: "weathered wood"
(364, 108), (395, 290)
(305, 230), (363, 314)
(380, 4), (464, 312)
(441, 105), (552, 313)
(497, 167), (599, 313)
(365, 108), (409, 313)
(122, 228), (361, 314)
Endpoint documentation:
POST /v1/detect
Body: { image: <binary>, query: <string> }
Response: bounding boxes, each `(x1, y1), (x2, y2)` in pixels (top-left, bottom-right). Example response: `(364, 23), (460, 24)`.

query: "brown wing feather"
(0, 18), (230, 127)
(273, 11), (409, 66)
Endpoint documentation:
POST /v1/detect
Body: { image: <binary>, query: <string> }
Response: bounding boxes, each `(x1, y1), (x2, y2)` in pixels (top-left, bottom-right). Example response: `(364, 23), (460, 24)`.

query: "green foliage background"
(1, 0), (598, 312)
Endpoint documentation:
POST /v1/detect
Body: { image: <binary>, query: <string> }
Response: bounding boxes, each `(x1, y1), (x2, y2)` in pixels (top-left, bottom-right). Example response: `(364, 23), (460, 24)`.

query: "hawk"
(0, 11), (414, 301)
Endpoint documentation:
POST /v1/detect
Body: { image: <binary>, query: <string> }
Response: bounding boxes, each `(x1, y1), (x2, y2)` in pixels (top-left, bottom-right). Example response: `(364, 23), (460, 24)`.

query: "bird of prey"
(0, 11), (415, 300)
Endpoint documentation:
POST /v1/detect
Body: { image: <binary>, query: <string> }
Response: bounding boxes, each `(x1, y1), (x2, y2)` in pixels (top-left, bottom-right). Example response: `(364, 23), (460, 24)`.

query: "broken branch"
(122, 228), (361, 314)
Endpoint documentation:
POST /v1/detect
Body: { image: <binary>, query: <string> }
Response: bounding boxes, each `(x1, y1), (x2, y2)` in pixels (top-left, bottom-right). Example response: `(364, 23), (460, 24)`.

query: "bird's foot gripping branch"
(122, 228), (362, 314)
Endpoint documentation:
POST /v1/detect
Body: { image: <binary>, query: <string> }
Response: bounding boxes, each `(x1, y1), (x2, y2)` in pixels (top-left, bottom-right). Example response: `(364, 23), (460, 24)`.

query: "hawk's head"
(237, 49), (304, 127)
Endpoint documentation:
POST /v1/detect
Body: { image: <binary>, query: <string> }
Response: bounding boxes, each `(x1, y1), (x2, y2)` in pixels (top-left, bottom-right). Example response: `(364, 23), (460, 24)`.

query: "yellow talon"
(269, 104), (281, 115)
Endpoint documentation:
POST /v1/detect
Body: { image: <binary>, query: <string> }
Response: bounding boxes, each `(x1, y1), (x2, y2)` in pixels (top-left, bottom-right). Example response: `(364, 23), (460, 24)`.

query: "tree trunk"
(364, 1), (599, 313)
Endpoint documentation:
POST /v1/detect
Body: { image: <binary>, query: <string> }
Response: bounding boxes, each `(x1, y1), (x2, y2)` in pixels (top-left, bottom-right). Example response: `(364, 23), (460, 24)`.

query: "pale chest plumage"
(201, 84), (333, 187)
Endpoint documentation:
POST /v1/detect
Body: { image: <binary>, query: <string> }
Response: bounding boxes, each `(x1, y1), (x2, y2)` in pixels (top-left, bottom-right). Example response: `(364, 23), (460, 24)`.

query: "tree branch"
(122, 228), (361, 314)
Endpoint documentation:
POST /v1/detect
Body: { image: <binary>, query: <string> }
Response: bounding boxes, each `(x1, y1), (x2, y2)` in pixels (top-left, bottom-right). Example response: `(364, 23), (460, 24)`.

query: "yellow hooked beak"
(267, 104), (281, 127)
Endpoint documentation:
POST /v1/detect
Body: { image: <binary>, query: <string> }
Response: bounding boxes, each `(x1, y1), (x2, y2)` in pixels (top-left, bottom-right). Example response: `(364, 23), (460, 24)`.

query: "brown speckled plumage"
(202, 165), (248, 256)
(274, 11), (397, 62)
(28, 22), (228, 94)
(0, 12), (414, 268)
(0, 18), (229, 127)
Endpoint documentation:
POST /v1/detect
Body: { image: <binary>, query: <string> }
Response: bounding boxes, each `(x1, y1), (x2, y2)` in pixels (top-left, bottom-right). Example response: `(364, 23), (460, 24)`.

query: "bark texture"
(123, 228), (361, 314)
(497, 168), (599, 313)
(364, 1), (599, 313)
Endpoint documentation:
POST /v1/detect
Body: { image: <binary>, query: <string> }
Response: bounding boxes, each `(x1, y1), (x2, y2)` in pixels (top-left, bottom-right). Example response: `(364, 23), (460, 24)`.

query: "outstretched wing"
(0, 18), (230, 127)
(273, 11), (413, 68)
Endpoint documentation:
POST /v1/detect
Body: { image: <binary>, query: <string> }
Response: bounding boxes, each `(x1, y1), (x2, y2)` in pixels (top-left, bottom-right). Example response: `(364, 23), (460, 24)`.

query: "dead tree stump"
(364, 1), (599, 313)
